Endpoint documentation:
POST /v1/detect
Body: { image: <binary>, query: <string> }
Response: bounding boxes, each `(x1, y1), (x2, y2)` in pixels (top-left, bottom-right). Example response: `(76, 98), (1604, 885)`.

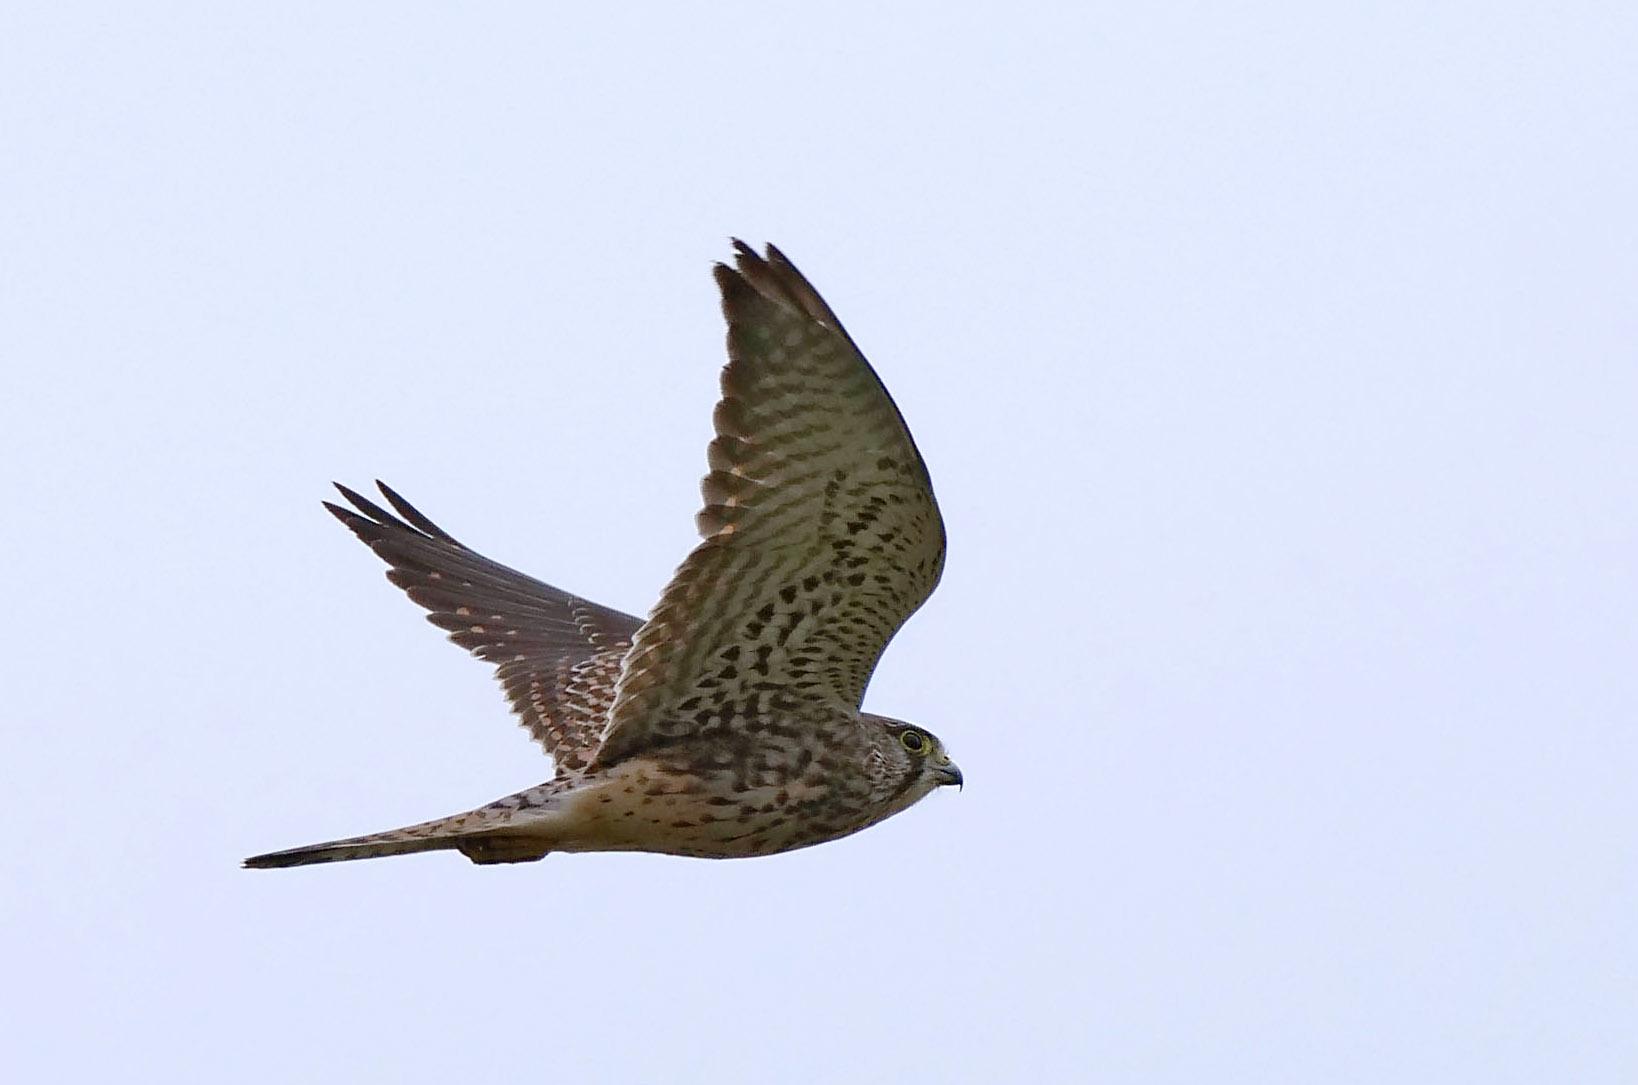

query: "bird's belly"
(553, 761), (864, 858)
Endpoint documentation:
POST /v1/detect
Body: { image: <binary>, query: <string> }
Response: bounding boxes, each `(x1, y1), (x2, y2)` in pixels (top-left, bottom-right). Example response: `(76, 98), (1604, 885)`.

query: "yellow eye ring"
(900, 730), (927, 754)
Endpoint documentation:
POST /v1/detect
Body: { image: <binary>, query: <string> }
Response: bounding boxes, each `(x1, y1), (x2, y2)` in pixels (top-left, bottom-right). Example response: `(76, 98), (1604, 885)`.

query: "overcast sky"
(4, 3), (1634, 1082)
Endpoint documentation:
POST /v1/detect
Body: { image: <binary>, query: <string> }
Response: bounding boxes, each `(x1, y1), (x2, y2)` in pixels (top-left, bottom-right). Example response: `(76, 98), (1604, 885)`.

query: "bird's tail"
(244, 803), (557, 868)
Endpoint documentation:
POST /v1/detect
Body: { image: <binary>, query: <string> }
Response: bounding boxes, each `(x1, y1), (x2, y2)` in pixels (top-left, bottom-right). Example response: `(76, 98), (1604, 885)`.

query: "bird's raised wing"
(593, 242), (945, 766)
(328, 482), (642, 774)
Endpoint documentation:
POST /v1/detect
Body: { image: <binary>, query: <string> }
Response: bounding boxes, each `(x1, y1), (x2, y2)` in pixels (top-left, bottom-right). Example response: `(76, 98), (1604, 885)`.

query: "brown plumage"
(245, 242), (958, 869)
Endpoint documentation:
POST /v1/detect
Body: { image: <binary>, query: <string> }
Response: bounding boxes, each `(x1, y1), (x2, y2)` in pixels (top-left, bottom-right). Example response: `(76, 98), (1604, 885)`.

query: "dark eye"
(900, 730), (926, 754)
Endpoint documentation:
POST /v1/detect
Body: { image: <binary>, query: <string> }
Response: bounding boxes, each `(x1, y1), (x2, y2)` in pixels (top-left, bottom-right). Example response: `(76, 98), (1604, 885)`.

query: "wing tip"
(715, 239), (846, 336)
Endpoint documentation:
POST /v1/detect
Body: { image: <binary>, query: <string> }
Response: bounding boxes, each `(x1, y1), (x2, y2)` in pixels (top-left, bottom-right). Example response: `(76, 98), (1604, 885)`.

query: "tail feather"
(244, 810), (555, 869)
(243, 830), (467, 868)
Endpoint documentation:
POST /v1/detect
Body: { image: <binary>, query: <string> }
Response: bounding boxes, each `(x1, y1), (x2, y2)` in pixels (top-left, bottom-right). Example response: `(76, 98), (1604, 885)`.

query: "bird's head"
(864, 713), (963, 815)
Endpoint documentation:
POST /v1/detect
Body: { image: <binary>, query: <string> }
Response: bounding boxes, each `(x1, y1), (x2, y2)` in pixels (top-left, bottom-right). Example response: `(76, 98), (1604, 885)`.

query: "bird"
(244, 241), (958, 868)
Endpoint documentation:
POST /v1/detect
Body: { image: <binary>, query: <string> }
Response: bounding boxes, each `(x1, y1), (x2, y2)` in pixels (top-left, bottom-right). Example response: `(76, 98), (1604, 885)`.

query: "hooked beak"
(934, 762), (964, 790)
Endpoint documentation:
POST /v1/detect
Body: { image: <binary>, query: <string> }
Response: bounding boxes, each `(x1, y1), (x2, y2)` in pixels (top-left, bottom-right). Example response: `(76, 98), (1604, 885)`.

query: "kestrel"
(245, 242), (958, 868)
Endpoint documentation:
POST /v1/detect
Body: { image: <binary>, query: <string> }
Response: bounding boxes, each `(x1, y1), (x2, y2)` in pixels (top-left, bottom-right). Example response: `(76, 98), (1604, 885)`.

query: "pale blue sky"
(3, 3), (1634, 1082)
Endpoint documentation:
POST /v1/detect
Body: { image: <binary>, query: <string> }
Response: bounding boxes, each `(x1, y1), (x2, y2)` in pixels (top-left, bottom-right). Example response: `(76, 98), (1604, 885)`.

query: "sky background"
(3, 3), (1635, 1082)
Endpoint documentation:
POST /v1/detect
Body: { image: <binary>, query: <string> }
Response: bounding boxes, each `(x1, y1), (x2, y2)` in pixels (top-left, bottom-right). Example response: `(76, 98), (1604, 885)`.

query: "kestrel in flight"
(245, 241), (958, 868)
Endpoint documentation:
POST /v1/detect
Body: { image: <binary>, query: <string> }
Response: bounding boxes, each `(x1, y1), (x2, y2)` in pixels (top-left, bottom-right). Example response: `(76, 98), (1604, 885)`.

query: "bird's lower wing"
(328, 482), (642, 772)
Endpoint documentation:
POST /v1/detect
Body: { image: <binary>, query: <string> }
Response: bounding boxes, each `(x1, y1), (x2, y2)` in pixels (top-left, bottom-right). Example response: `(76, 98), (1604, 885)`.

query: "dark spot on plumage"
(756, 602), (776, 622)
